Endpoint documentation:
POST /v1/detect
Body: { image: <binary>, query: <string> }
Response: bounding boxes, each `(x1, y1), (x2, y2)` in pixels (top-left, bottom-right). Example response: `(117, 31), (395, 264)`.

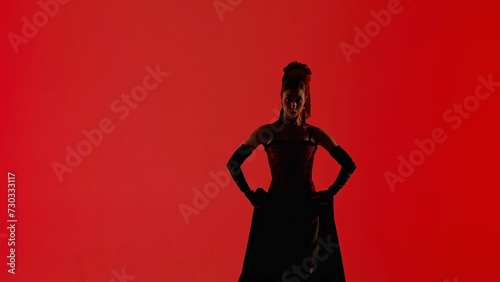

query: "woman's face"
(282, 88), (307, 119)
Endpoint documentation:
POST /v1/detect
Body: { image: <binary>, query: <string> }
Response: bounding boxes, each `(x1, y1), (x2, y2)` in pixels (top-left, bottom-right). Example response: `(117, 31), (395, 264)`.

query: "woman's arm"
(314, 126), (357, 196)
(226, 125), (268, 204)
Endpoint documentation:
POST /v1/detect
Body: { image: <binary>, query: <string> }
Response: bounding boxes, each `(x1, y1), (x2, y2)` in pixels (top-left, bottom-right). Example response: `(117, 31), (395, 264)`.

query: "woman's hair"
(281, 77), (307, 96)
(279, 61), (312, 124)
(281, 61), (312, 84)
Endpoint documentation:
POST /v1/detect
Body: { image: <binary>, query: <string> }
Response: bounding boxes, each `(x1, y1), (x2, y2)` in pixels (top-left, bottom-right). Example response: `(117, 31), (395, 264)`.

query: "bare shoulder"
(310, 125), (339, 152)
(242, 124), (273, 149)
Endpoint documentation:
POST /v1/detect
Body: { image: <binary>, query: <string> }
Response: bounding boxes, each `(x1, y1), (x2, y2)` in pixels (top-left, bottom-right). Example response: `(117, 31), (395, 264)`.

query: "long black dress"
(238, 127), (346, 282)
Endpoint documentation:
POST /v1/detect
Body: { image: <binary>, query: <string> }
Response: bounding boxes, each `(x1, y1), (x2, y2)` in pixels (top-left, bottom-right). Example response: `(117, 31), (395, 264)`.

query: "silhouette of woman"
(227, 61), (356, 282)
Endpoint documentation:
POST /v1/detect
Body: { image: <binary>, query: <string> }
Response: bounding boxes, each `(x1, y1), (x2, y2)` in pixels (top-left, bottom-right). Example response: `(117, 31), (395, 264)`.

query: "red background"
(1, 0), (499, 281)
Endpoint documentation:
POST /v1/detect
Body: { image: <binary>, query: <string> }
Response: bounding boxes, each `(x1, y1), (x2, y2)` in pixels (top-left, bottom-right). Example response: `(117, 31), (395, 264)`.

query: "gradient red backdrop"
(1, 0), (499, 281)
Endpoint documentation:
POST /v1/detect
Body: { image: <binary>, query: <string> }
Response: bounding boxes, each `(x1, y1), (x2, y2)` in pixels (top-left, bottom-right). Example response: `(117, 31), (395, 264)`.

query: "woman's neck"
(282, 116), (304, 126)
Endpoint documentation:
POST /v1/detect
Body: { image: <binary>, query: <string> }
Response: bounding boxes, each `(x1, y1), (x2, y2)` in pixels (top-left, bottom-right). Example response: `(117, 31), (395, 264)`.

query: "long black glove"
(226, 144), (269, 207)
(311, 145), (356, 204)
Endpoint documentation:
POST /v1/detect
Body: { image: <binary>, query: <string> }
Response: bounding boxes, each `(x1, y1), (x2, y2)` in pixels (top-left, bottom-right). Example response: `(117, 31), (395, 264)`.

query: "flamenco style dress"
(237, 127), (347, 282)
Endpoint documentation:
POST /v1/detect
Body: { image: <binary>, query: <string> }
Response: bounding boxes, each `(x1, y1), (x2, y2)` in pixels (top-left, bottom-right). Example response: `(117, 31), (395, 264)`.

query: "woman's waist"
(269, 177), (314, 185)
(267, 179), (316, 194)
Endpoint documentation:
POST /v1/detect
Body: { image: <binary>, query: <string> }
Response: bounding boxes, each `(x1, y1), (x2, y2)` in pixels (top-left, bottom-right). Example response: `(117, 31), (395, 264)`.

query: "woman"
(226, 61), (356, 282)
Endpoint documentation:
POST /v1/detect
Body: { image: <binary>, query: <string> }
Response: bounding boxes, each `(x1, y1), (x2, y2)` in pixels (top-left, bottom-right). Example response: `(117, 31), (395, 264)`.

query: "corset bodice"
(264, 139), (318, 196)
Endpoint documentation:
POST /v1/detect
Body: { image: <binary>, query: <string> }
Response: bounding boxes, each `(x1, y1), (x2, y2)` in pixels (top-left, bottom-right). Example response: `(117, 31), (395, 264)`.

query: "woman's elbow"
(347, 161), (357, 173)
(226, 159), (239, 172)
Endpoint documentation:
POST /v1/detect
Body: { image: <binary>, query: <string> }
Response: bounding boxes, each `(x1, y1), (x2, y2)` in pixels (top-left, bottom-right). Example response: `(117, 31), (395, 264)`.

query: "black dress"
(238, 127), (346, 282)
